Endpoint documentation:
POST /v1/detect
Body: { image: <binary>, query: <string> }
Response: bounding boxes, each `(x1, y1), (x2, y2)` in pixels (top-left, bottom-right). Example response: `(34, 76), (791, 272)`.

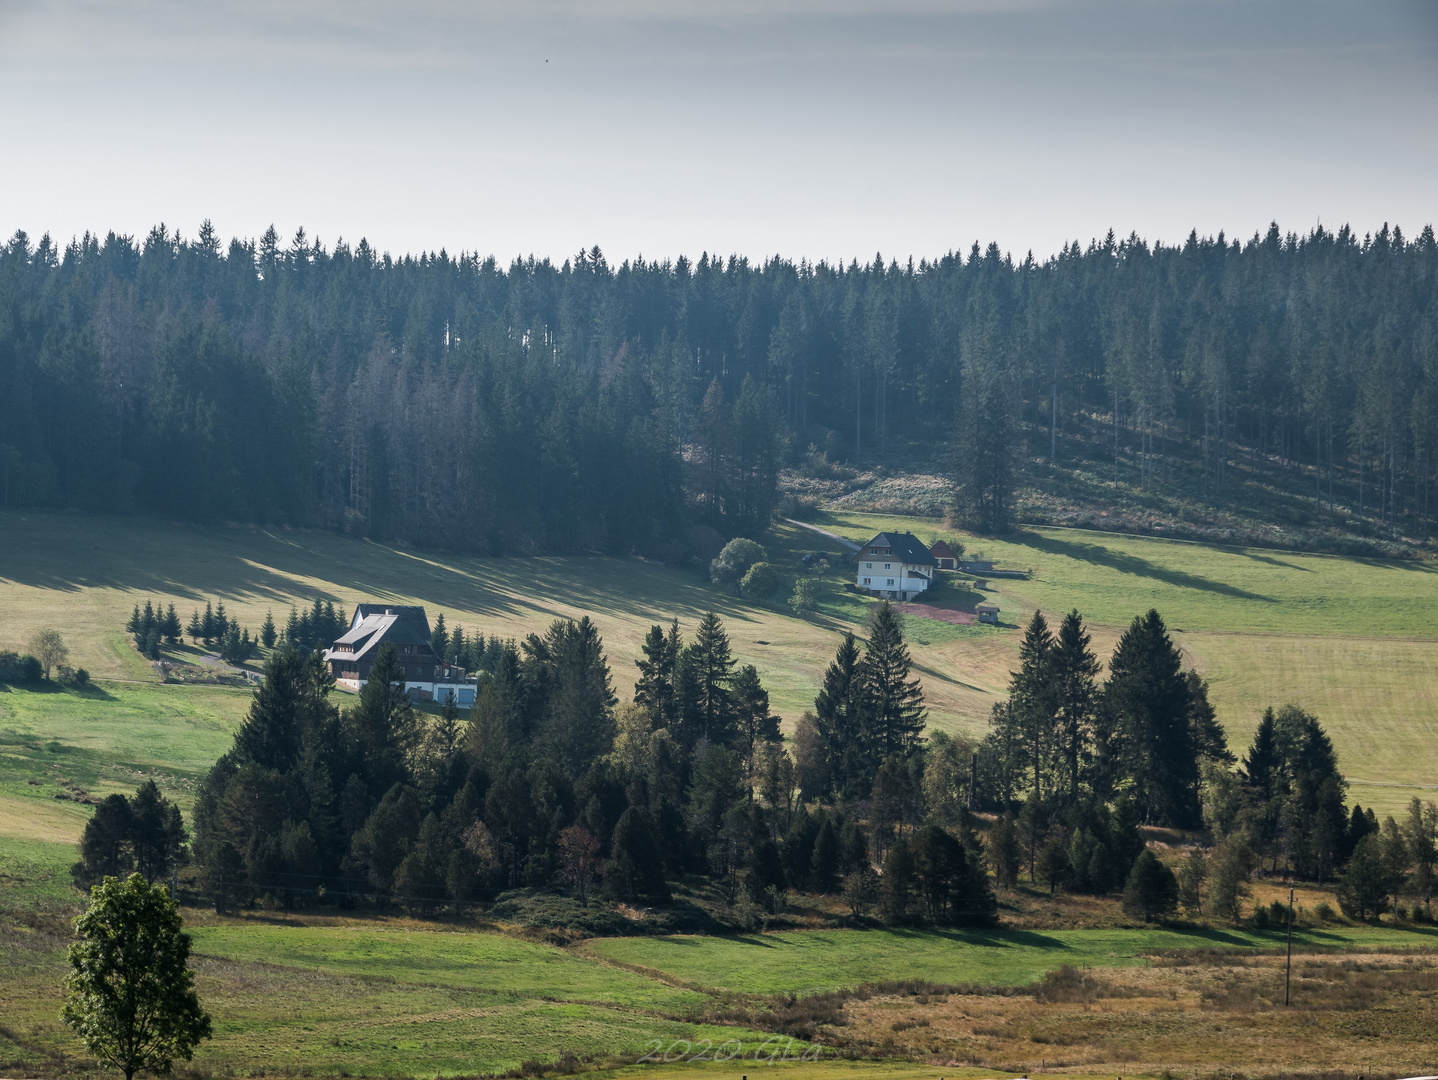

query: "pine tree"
(201, 601), (216, 645)
(1009, 610), (1056, 802)
(634, 620), (681, 727)
(1121, 849), (1179, 921)
(260, 611), (277, 648)
(681, 612), (736, 747)
(186, 609), (202, 644)
(284, 606), (300, 647)
(814, 632), (867, 797)
(163, 603), (182, 644)
(859, 602), (926, 762)
(430, 614), (448, 661)
(126, 605), (141, 635)
(140, 600), (156, 641)
(1104, 609), (1199, 827)
(733, 664), (779, 770)
(448, 625), (464, 665)
(1051, 609), (1100, 803)
(988, 812), (1021, 887)
(214, 601), (229, 641)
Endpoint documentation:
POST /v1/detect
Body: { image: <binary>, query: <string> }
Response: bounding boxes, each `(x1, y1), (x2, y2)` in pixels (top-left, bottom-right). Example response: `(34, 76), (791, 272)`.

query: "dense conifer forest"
(2, 220), (1435, 549)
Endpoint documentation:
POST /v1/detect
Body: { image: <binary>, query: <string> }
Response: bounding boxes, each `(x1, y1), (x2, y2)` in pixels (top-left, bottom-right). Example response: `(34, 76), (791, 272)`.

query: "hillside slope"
(1, 508), (1435, 817)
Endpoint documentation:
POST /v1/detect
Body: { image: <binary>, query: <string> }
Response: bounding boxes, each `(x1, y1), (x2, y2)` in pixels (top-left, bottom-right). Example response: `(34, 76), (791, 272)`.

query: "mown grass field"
(815, 510), (1438, 817)
(4, 507), (1436, 819)
(585, 924), (1438, 995)
(1, 914), (791, 1078)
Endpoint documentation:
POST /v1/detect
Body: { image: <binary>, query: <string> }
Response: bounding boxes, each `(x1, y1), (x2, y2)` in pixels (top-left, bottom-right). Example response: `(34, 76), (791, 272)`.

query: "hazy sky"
(1, 0), (1434, 263)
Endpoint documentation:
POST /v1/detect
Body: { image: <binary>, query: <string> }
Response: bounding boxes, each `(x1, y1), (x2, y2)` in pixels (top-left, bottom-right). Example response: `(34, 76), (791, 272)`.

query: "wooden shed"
(975, 602), (1000, 625)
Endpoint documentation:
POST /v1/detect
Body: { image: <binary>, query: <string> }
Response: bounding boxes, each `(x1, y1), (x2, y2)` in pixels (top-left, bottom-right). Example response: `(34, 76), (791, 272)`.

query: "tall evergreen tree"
(1103, 609), (1199, 827)
(1009, 610), (1056, 802)
(679, 612), (736, 747)
(634, 620), (681, 727)
(859, 602), (926, 762)
(1051, 609), (1101, 803)
(813, 632), (867, 798)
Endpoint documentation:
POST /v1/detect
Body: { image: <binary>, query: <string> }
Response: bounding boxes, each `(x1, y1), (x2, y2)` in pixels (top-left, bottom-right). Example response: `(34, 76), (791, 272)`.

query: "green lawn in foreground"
(1, 917), (786, 1078)
(188, 922), (704, 1010)
(585, 924), (1438, 995)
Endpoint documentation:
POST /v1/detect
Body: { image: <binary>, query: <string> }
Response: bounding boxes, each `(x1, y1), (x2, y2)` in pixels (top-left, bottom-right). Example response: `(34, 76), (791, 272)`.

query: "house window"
(884, 563), (891, 570)
(887, 579), (895, 586)
(870, 547), (879, 554)
(885, 548), (892, 555)
(863, 577), (871, 585)
(865, 562), (872, 569)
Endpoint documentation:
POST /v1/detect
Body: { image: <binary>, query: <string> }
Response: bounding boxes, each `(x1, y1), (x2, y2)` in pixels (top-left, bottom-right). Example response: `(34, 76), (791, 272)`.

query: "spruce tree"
(634, 620), (681, 727)
(682, 612), (736, 746)
(201, 601), (215, 646)
(186, 609), (202, 644)
(1051, 609), (1100, 803)
(260, 610), (277, 648)
(1121, 849), (1179, 921)
(448, 625), (464, 665)
(859, 602), (926, 762)
(430, 613), (448, 660)
(1009, 610), (1056, 802)
(163, 603), (182, 644)
(1104, 609), (1199, 827)
(733, 664), (780, 770)
(126, 605), (141, 635)
(814, 632), (866, 797)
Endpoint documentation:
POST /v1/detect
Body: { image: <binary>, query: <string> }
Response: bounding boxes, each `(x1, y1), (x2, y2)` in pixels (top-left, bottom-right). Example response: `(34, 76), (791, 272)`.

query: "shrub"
(740, 561), (786, 601)
(73, 668), (90, 688)
(710, 538), (766, 588)
(0, 651), (43, 683)
(1313, 900), (1336, 923)
(789, 577), (817, 616)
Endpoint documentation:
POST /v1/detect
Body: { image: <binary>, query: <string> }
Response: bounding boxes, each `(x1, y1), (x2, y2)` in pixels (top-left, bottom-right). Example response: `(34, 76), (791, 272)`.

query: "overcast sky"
(1, 0), (1434, 264)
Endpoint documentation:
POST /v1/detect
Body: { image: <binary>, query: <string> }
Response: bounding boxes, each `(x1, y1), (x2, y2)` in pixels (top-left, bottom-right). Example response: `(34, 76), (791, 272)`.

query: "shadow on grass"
(1018, 530), (1275, 602)
(1, 511), (849, 635)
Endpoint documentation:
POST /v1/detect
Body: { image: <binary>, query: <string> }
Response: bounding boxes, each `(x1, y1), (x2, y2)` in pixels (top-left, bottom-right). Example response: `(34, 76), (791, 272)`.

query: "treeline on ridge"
(3, 221), (1436, 550)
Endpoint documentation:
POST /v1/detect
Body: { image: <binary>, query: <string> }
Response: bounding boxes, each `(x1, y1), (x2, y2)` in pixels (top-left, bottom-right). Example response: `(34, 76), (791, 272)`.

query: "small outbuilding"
(975, 602), (1001, 625)
(930, 540), (959, 570)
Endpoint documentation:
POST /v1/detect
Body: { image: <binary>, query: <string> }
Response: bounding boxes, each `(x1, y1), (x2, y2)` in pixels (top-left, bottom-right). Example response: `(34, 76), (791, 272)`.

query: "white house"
(855, 531), (936, 601)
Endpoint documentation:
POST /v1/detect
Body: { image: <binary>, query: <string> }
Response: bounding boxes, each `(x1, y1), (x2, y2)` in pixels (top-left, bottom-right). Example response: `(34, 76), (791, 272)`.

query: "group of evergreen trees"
(429, 614), (509, 676)
(73, 781), (188, 888)
(795, 603), (928, 800)
(184, 604), (994, 925)
(126, 601), (183, 660)
(5, 222), (1436, 548)
(977, 608), (1229, 829)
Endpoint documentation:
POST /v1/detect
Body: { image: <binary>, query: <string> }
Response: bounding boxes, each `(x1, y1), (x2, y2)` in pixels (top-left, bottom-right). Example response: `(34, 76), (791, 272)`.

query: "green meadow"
(585, 923), (1438, 995)
(1, 505), (1436, 832)
(0, 915), (787, 1078)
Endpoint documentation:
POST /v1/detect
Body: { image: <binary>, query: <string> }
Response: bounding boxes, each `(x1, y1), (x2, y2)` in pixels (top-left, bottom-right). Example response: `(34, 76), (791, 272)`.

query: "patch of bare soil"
(894, 601), (977, 625)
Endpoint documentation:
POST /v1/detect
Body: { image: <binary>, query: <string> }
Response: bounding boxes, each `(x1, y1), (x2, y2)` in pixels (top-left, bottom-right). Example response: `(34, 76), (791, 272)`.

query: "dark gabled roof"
(326, 604), (438, 666)
(857, 531), (935, 567)
(930, 540), (957, 559)
(352, 604), (431, 639)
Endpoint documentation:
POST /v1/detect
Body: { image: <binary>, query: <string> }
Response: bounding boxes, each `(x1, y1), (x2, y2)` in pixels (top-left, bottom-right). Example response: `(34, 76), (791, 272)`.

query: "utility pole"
(1284, 886), (1295, 1006)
